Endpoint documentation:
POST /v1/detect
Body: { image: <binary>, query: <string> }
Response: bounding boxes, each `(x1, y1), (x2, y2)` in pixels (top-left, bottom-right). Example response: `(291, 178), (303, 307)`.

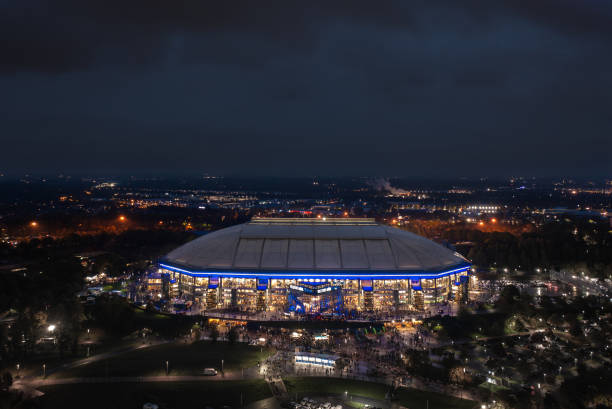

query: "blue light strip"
(157, 262), (471, 280)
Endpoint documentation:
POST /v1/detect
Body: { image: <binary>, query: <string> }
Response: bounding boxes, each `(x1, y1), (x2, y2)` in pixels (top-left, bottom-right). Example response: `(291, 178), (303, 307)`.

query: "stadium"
(158, 218), (471, 315)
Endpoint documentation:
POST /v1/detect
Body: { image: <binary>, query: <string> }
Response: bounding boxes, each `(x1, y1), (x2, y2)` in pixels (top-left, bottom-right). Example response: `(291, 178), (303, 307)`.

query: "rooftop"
(161, 218), (469, 276)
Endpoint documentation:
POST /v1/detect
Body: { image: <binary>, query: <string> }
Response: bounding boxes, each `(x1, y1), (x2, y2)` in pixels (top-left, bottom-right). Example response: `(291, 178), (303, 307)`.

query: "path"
(18, 371), (247, 387)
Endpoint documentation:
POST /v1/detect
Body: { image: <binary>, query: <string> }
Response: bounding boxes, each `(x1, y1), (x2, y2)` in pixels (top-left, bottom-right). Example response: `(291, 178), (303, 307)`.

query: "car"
(202, 368), (218, 376)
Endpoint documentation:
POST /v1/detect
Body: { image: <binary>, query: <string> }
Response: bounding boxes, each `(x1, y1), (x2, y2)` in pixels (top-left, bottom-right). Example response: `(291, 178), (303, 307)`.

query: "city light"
(30, 221), (38, 227)
(118, 215), (126, 222)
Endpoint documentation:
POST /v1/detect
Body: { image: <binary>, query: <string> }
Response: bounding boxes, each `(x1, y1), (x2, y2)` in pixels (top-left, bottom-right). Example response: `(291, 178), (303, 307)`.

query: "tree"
(228, 327), (238, 345)
(0, 326), (8, 364)
(468, 246), (489, 268)
(8, 310), (37, 358)
(569, 321), (583, 338)
(49, 298), (84, 357)
(145, 300), (156, 314)
(192, 324), (202, 341)
(335, 357), (350, 374)
(91, 294), (135, 335)
(0, 372), (12, 389)
(449, 366), (472, 385)
(209, 325), (219, 342)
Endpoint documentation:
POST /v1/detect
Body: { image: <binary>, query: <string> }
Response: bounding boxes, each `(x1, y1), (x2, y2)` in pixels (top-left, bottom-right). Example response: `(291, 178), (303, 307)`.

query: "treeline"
(0, 229), (199, 368)
(0, 229), (200, 312)
(3, 205), (253, 240)
(0, 229), (194, 263)
(456, 218), (612, 277)
(402, 218), (534, 240)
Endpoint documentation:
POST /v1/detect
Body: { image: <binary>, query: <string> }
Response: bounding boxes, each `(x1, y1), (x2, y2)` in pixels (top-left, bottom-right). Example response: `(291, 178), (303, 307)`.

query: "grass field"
(38, 380), (271, 409)
(9, 338), (144, 378)
(284, 377), (476, 409)
(53, 341), (273, 378)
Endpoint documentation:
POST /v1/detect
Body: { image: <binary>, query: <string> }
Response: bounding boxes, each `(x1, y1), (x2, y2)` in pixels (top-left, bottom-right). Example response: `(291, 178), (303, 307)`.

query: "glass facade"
(159, 267), (470, 313)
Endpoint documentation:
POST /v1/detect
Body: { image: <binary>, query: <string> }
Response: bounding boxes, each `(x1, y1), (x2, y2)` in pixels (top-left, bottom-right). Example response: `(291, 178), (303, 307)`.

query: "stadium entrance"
(287, 281), (343, 314)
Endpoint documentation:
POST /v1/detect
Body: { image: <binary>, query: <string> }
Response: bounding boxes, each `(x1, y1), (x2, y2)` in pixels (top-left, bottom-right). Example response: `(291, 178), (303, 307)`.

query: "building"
(159, 218), (471, 314)
(295, 351), (338, 369)
(464, 205), (500, 215)
(145, 271), (178, 298)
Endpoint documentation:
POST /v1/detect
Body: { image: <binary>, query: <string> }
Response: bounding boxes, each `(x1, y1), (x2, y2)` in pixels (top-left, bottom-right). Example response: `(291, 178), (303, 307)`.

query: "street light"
(221, 359), (224, 372)
(43, 364), (46, 378)
(165, 360), (169, 375)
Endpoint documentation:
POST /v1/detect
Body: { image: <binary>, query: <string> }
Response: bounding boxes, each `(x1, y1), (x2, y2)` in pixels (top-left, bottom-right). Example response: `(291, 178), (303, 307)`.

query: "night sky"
(1, 1), (611, 178)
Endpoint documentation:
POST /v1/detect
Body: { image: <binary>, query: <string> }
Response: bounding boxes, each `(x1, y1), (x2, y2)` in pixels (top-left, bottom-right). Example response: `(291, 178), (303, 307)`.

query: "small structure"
(294, 352), (338, 369)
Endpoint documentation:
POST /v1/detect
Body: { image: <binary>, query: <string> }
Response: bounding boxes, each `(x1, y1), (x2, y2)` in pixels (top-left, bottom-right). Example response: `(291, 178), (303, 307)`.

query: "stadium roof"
(160, 218), (470, 278)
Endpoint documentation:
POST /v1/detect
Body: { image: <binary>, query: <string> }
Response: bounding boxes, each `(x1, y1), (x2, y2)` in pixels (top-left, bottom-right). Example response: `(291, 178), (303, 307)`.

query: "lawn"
(284, 377), (475, 409)
(8, 338), (144, 378)
(38, 379), (271, 409)
(53, 340), (273, 378)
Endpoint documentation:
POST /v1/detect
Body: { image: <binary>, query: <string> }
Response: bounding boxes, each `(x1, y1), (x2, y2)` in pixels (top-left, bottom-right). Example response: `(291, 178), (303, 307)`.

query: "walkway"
(20, 371), (247, 387)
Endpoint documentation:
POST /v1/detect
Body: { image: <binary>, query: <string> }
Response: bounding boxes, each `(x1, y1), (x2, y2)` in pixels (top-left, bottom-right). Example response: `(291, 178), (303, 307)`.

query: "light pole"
(166, 360), (169, 375)
(221, 359), (224, 373)
(16, 363), (20, 377)
(43, 364), (46, 378)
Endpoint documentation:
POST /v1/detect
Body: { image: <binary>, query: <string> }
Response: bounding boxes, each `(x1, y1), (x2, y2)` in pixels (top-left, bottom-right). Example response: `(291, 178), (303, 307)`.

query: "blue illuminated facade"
(157, 260), (471, 314)
(158, 261), (471, 280)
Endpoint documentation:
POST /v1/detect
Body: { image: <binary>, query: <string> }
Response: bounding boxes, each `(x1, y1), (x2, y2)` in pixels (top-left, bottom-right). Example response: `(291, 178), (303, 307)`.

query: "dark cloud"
(3, 0), (612, 73)
(0, 1), (611, 177)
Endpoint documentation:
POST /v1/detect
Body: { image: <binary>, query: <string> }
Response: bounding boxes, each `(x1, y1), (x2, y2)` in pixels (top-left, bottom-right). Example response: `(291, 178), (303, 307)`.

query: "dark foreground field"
(53, 341), (273, 378)
(284, 377), (476, 409)
(37, 377), (475, 409)
(38, 380), (271, 409)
